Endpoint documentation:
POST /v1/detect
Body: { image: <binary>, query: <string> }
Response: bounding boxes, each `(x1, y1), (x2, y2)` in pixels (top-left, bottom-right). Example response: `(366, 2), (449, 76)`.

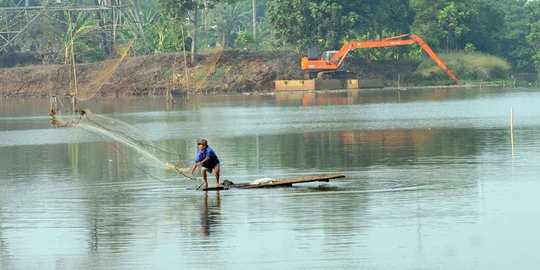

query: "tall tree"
(412, 0), (476, 51)
(497, 0), (534, 72)
(209, 2), (250, 48)
(93, 0), (112, 56)
(267, 0), (353, 51)
(352, 0), (414, 39)
(410, 0), (447, 49)
(412, 0), (506, 53)
(156, 0), (208, 62)
(266, 0), (413, 52)
(527, 0), (540, 73)
(460, 0), (505, 54)
(156, 0), (237, 61)
(437, 1), (469, 51)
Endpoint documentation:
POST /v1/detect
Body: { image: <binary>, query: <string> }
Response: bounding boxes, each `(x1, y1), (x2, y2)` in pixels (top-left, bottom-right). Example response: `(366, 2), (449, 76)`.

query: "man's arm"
(189, 155), (210, 176)
(189, 162), (199, 177)
(199, 156), (210, 164)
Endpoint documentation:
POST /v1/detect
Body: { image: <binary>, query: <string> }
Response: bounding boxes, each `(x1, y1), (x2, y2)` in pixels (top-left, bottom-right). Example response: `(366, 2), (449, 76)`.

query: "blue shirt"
(195, 146), (220, 168)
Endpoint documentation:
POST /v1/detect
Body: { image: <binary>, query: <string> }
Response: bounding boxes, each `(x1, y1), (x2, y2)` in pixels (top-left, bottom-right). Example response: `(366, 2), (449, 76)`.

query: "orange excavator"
(301, 34), (461, 85)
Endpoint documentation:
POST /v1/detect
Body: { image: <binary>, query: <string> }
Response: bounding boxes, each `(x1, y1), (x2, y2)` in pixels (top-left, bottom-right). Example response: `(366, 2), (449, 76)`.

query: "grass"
(416, 51), (511, 82)
(211, 66), (225, 80)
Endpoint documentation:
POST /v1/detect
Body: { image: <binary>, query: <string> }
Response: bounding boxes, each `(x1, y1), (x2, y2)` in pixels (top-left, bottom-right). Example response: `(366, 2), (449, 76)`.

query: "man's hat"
(197, 139), (208, 146)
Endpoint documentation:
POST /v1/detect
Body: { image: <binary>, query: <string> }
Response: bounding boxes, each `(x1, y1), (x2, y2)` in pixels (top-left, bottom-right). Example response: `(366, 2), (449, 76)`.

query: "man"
(189, 139), (220, 190)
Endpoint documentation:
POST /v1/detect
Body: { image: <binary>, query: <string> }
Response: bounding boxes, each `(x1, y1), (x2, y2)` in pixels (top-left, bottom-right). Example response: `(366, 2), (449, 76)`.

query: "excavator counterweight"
(301, 34), (461, 85)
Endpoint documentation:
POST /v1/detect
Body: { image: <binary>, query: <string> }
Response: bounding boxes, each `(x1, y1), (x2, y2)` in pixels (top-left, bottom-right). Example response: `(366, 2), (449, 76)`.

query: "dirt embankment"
(0, 50), (419, 99)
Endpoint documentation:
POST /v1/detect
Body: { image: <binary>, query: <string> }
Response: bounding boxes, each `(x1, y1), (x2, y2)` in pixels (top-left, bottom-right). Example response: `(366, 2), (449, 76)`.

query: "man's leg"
(214, 164), (220, 187)
(202, 169), (208, 189)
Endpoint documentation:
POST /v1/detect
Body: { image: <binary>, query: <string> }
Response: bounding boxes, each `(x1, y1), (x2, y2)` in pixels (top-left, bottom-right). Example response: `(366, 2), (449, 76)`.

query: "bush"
(235, 31), (258, 50)
(415, 51), (511, 81)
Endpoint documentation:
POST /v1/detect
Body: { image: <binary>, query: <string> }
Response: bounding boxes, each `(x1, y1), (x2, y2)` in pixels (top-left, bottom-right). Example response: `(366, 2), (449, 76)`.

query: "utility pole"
(252, 0), (256, 40)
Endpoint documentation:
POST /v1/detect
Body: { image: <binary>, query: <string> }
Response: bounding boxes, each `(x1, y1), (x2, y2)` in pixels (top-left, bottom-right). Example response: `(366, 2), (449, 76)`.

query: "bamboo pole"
(68, 12), (78, 97)
(50, 95), (58, 113)
(511, 107), (515, 159)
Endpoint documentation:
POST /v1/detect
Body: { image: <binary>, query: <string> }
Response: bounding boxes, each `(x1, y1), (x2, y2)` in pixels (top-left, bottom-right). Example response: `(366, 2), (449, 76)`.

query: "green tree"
(352, 0), (414, 39)
(267, 0), (349, 51)
(254, 17), (275, 49)
(527, 0), (540, 73)
(437, 2), (469, 51)
(413, 0), (506, 54)
(460, 0), (504, 54)
(266, 0), (413, 53)
(411, 0), (447, 49)
(156, 0), (201, 62)
(63, 11), (107, 63)
(340, 0), (414, 61)
(208, 1), (251, 48)
(128, 10), (183, 54)
(235, 31), (257, 49)
(497, 0), (534, 72)
(156, 0), (235, 62)
(413, 0), (481, 52)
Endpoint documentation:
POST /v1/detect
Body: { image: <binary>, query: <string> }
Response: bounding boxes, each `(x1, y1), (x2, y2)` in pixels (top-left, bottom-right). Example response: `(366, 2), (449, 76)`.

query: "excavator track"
(316, 70), (355, 80)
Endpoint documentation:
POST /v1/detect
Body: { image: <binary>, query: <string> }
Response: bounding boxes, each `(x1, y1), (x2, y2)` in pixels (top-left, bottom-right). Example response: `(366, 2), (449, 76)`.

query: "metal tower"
(0, 0), (144, 52)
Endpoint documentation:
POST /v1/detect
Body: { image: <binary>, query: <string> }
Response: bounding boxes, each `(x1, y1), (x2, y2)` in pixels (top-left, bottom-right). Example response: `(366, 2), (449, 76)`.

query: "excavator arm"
(301, 34), (461, 85)
(408, 34), (461, 85)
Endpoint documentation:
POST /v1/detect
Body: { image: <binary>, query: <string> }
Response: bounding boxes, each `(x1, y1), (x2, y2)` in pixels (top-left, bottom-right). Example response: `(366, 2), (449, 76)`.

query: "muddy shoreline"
(0, 50), (423, 99)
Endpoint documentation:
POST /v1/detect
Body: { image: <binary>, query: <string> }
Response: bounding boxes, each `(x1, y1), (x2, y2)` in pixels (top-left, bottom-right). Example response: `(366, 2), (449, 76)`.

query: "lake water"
(1, 87), (540, 269)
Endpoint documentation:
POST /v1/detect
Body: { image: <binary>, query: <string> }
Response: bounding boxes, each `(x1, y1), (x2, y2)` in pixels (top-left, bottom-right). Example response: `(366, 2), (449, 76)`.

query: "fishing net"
(174, 34), (226, 94)
(75, 41), (134, 101)
(50, 109), (194, 182)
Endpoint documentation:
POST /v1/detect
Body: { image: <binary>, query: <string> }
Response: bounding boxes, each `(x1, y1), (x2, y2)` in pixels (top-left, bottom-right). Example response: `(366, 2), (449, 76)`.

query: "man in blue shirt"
(189, 139), (220, 189)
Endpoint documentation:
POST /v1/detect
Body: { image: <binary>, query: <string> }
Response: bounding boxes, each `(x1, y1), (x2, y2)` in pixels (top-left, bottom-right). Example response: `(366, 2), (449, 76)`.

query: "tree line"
(1, 0), (539, 74)
(265, 0), (539, 74)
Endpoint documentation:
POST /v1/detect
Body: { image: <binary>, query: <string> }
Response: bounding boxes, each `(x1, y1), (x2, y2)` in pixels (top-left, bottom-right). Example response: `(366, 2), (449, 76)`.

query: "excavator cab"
(303, 49), (353, 79)
(307, 47), (319, 60)
(306, 49), (339, 64)
(322, 51), (338, 63)
(302, 49), (348, 79)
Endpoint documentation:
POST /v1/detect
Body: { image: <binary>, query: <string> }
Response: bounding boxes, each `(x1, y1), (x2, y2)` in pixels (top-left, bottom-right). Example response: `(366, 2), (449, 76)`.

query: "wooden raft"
(225, 173), (345, 189)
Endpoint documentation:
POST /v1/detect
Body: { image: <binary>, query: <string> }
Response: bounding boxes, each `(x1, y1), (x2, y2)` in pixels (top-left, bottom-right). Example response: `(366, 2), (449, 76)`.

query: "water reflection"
(70, 143), (79, 177)
(248, 127), (481, 171)
(274, 87), (492, 107)
(88, 183), (138, 255)
(0, 206), (10, 270)
(275, 91), (353, 106)
(201, 191), (221, 237)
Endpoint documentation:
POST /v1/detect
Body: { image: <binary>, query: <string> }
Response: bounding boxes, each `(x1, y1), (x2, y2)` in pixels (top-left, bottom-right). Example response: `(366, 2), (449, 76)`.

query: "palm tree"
(209, 2), (251, 48)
